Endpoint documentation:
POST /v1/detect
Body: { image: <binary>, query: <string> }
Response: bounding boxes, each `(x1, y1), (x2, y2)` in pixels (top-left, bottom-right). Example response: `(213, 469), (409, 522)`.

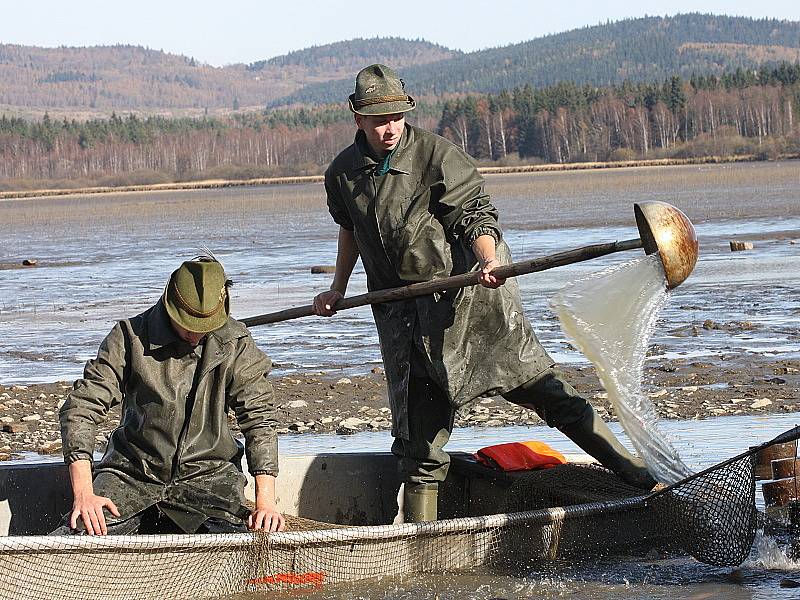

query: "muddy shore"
(3, 155), (797, 201)
(1, 355), (797, 461)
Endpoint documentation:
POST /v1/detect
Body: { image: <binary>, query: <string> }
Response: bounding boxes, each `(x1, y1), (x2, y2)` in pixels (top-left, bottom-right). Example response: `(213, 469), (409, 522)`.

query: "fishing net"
(500, 463), (652, 512)
(498, 454), (758, 567)
(0, 429), (792, 600)
(0, 498), (650, 600)
(0, 463), (657, 600)
(642, 425), (799, 566)
(647, 452), (758, 566)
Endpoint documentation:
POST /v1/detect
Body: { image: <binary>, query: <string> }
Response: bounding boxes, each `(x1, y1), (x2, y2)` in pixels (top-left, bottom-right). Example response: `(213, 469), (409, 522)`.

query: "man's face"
(355, 113), (405, 156)
(170, 319), (207, 347)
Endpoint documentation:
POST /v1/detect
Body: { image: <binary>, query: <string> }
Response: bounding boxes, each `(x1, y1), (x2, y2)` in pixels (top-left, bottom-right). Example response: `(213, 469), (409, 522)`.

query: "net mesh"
(648, 453), (758, 566)
(501, 456), (759, 567)
(500, 463), (650, 512)
(0, 464), (657, 600)
(0, 505), (648, 600)
(0, 455), (762, 599)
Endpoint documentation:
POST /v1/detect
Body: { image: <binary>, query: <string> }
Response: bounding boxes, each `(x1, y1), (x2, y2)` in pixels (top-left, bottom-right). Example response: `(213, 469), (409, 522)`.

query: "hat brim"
(349, 94), (416, 116)
(163, 286), (229, 334)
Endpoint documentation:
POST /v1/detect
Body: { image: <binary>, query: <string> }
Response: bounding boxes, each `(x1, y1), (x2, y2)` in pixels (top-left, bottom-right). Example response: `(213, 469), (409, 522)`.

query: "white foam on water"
(551, 254), (693, 484)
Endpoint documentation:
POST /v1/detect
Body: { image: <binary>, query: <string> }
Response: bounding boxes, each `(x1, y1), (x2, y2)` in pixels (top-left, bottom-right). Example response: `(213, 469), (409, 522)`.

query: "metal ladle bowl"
(634, 201), (699, 289)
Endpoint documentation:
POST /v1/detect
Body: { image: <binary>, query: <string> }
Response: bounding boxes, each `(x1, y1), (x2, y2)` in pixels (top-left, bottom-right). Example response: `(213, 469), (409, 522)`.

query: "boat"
(0, 451), (666, 600)
(0, 195), (777, 597)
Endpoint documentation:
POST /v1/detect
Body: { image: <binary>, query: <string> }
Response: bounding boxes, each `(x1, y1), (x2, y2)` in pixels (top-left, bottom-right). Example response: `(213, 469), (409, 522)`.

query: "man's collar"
(147, 301), (181, 348)
(390, 125), (413, 174)
(350, 125), (413, 175)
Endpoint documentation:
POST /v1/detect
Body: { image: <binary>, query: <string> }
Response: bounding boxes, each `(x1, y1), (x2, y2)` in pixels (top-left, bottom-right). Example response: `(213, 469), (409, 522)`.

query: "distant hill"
(272, 14), (800, 107)
(0, 38), (456, 114)
(247, 37), (456, 80)
(0, 15), (797, 116)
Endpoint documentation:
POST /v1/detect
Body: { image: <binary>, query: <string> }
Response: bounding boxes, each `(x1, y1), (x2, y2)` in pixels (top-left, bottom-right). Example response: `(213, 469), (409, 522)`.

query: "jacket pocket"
(391, 199), (452, 281)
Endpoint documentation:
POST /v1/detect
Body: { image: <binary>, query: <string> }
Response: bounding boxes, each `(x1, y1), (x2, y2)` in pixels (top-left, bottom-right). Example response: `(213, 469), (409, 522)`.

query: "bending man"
(57, 256), (284, 535)
(313, 64), (657, 522)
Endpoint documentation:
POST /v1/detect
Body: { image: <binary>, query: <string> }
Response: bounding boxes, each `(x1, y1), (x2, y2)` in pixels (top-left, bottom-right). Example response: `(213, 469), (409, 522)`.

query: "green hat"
(163, 258), (230, 334)
(348, 64), (416, 116)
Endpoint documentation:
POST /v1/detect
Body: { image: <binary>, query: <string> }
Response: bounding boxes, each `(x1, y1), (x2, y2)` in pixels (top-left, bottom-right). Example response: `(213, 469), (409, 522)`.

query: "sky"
(1, 0), (798, 67)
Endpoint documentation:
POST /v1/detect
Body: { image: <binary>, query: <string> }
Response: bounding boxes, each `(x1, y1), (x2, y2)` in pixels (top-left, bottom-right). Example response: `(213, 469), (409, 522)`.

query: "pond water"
(1, 161), (799, 384)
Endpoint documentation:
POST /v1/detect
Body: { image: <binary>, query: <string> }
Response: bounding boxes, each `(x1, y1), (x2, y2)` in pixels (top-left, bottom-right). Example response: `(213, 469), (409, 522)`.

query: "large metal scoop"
(634, 201), (698, 289)
(243, 200), (698, 327)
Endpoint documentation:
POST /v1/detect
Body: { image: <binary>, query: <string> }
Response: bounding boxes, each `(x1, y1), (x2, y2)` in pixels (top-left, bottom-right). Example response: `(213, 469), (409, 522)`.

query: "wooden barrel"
(773, 457), (800, 480)
(755, 462), (773, 480)
(755, 442), (797, 479)
(763, 477), (800, 507)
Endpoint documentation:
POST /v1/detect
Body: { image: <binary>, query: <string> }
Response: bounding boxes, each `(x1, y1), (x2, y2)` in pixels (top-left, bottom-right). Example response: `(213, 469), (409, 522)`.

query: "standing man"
(58, 256), (284, 535)
(313, 64), (656, 522)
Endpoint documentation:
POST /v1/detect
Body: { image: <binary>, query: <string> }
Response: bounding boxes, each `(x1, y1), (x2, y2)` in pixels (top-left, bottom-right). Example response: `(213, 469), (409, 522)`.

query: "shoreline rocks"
(1, 355), (798, 461)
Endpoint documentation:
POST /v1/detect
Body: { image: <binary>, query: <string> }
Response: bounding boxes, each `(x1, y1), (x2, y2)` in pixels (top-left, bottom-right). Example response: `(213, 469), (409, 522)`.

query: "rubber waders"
(560, 407), (658, 490)
(403, 482), (438, 522)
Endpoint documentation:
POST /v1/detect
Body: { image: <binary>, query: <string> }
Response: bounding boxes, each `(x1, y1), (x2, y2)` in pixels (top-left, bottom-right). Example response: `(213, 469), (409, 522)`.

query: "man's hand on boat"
(248, 505), (285, 532)
(249, 473), (286, 532)
(70, 491), (120, 535)
(69, 460), (120, 535)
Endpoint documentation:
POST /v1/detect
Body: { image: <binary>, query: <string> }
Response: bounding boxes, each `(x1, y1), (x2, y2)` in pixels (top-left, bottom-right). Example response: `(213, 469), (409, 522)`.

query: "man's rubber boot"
(403, 483), (438, 522)
(560, 407), (658, 491)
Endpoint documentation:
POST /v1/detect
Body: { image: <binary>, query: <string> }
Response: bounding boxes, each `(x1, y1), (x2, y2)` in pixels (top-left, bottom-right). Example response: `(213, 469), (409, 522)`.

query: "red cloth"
(474, 441), (567, 471)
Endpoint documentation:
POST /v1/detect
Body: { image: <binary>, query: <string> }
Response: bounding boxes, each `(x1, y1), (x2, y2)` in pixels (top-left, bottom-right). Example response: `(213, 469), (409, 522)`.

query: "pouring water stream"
(552, 255), (692, 483)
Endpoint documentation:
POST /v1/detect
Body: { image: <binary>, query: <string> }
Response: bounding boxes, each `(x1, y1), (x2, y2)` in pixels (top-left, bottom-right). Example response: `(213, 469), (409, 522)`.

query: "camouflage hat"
(163, 258), (230, 334)
(348, 64), (416, 116)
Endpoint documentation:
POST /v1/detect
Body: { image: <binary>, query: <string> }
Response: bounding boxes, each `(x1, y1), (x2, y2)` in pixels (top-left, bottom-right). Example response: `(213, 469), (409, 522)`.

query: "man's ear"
(354, 114), (363, 129)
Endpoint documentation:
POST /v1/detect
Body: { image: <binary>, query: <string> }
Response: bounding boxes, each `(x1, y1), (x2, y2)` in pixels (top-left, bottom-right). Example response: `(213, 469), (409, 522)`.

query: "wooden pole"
(242, 238), (644, 327)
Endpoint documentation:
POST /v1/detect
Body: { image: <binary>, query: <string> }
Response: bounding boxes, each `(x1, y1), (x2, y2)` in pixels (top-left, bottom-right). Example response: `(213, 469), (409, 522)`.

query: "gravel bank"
(1, 355), (797, 461)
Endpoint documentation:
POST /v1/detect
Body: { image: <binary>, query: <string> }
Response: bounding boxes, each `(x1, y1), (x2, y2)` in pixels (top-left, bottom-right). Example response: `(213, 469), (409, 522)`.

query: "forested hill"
(0, 38), (455, 112)
(0, 14), (797, 115)
(273, 14), (800, 107)
(248, 37), (457, 77)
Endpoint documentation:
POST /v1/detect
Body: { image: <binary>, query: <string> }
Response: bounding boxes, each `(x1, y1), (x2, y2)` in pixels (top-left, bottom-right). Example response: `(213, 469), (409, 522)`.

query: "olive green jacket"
(325, 125), (553, 438)
(59, 300), (278, 532)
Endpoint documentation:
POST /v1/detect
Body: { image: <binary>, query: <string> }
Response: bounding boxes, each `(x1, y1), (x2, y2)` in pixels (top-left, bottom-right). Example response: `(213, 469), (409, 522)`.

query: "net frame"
(647, 453), (757, 566)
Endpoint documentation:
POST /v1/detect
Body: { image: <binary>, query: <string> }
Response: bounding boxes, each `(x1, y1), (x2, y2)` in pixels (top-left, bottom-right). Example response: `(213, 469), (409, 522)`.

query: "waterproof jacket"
(325, 124), (553, 438)
(59, 300), (278, 532)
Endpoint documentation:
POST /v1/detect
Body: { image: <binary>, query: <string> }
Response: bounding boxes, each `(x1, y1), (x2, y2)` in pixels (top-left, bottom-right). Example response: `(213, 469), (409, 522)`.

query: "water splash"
(551, 255), (692, 484)
(748, 531), (800, 570)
